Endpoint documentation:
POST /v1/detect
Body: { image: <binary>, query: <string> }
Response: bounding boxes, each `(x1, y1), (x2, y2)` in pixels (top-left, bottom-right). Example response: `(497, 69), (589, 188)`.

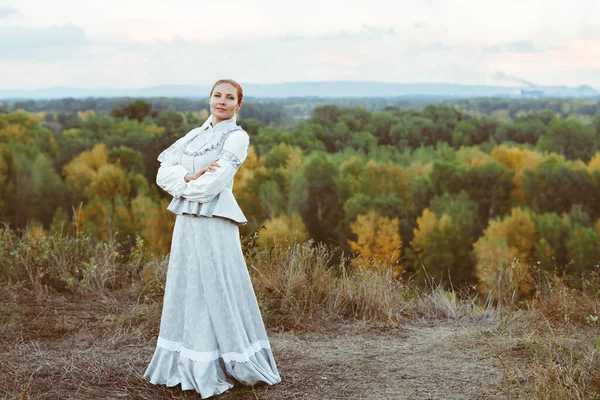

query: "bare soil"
(0, 288), (512, 400)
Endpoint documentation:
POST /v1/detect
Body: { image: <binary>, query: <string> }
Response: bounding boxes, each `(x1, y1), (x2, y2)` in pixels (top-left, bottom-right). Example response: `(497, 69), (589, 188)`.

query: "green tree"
(299, 154), (343, 243)
(409, 191), (479, 284)
(366, 112), (397, 146)
(429, 160), (514, 228)
(532, 212), (570, 272)
(566, 226), (600, 277)
(110, 100), (158, 122)
(522, 158), (595, 217)
(537, 119), (597, 161)
(451, 120), (476, 147)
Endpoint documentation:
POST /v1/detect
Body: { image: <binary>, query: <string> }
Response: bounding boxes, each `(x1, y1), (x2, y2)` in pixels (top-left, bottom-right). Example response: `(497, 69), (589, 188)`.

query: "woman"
(144, 79), (281, 398)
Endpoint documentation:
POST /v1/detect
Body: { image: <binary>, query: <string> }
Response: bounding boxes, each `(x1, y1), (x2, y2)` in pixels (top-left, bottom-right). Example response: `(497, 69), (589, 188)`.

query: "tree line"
(1, 100), (599, 296)
(3, 97), (599, 123)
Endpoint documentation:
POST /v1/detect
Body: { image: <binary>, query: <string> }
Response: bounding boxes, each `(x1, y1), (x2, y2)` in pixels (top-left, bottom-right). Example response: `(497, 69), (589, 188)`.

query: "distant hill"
(1, 82), (598, 100)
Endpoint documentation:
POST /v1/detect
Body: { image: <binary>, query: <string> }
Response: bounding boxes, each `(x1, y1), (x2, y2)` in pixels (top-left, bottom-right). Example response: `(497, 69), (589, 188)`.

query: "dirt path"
(1, 293), (507, 400)
(252, 321), (503, 400)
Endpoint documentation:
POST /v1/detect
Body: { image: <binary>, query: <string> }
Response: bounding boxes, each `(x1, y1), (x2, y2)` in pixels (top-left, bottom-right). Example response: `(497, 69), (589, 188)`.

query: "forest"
(1, 98), (600, 297)
(3, 95), (600, 121)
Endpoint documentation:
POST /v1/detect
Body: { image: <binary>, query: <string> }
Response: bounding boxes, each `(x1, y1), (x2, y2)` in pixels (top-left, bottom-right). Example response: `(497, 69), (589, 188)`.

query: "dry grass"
(247, 241), (412, 328)
(0, 224), (133, 297)
(512, 278), (600, 399)
(1, 228), (599, 399)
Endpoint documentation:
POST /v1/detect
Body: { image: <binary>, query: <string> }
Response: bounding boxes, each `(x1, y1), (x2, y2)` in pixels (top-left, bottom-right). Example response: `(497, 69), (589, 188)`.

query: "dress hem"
(143, 344), (281, 398)
(156, 336), (273, 363)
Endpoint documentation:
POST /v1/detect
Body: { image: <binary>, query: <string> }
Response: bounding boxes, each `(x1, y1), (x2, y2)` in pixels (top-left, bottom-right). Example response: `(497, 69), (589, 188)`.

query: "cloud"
(1, 17), (599, 90)
(582, 25), (600, 40)
(360, 25), (397, 39)
(247, 25), (397, 44)
(484, 40), (541, 53)
(0, 7), (19, 19)
(491, 71), (537, 86)
(0, 25), (88, 60)
(316, 25), (397, 41)
(314, 49), (357, 67)
(421, 42), (447, 52)
(169, 34), (189, 46)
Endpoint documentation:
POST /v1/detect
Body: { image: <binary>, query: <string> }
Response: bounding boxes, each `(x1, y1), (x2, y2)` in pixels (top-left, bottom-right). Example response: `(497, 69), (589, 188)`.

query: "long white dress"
(143, 116), (281, 398)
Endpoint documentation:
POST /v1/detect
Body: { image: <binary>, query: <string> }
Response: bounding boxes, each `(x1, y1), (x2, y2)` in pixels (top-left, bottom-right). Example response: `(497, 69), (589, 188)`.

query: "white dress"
(143, 116), (281, 398)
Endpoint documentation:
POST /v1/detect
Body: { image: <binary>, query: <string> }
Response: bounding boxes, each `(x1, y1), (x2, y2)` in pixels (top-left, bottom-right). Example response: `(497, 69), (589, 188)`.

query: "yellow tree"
(233, 146), (265, 197)
(491, 145), (527, 170)
(404, 161), (432, 180)
(65, 144), (133, 242)
(233, 145), (268, 233)
(339, 156), (364, 195)
(63, 143), (110, 197)
(348, 211), (403, 276)
(282, 145), (304, 175)
(131, 196), (175, 255)
(265, 142), (294, 168)
(512, 151), (544, 201)
(587, 153), (600, 173)
(86, 164), (130, 201)
(473, 208), (537, 301)
(409, 196), (479, 285)
(410, 208), (438, 263)
(0, 123), (29, 144)
(257, 214), (309, 248)
(455, 146), (491, 168)
(491, 145), (545, 201)
(360, 160), (409, 201)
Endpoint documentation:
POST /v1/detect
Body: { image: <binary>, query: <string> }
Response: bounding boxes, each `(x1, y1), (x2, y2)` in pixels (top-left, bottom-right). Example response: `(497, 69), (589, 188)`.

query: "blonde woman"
(144, 79), (281, 398)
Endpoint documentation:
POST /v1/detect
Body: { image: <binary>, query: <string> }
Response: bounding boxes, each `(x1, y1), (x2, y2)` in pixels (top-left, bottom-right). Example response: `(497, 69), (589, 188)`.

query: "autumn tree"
(131, 196), (174, 254)
(348, 211), (403, 276)
(64, 144), (135, 243)
(473, 208), (537, 301)
(409, 192), (478, 285)
(258, 214), (309, 248)
(587, 152), (600, 173)
(491, 145), (545, 202)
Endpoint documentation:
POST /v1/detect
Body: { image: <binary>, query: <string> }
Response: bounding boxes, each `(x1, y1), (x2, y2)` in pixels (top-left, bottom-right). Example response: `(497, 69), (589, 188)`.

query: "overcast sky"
(1, 0), (599, 90)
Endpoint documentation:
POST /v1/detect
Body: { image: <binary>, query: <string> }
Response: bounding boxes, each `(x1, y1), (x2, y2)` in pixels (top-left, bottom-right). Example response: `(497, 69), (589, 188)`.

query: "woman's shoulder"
(229, 124), (248, 136)
(225, 126), (249, 144)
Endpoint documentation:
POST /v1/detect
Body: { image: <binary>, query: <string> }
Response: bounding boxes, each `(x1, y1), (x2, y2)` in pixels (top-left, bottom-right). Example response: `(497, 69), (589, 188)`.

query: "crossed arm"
(156, 130), (250, 203)
(183, 159), (221, 183)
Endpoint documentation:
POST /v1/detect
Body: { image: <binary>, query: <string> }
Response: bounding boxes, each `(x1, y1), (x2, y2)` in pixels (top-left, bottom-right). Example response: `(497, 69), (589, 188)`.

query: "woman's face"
(209, 83), (240, 124)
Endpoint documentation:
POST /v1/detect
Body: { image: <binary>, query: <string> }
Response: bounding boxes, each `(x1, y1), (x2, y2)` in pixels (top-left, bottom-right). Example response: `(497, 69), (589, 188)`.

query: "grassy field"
(1, 231), (599, 399)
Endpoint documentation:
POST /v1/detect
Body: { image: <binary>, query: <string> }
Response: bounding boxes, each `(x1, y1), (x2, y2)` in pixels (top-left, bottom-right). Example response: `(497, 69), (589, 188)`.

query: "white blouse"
(156, 116), (250, 225)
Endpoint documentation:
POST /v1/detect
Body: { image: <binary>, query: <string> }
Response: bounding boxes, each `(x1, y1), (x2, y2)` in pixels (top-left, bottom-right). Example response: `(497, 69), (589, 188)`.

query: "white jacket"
(156, 116), (249, 225)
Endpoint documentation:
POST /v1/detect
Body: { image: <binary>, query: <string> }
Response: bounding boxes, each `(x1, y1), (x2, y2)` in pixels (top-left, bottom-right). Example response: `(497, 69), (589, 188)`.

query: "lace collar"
(182, 115), (241, 157)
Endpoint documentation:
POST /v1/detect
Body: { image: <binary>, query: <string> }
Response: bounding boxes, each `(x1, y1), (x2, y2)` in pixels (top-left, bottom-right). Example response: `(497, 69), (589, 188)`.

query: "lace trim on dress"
(156, 337), (272, 363)
(218, 149), (242, 169)
(181, 127), (243, 157)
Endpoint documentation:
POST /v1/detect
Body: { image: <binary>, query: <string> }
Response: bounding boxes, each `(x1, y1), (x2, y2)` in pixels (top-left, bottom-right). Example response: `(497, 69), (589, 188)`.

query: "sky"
(1, 0), (599, 90)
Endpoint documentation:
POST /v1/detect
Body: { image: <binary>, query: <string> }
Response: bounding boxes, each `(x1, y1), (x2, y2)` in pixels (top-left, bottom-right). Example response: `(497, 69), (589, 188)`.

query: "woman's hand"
(184, 159), (220, 182)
